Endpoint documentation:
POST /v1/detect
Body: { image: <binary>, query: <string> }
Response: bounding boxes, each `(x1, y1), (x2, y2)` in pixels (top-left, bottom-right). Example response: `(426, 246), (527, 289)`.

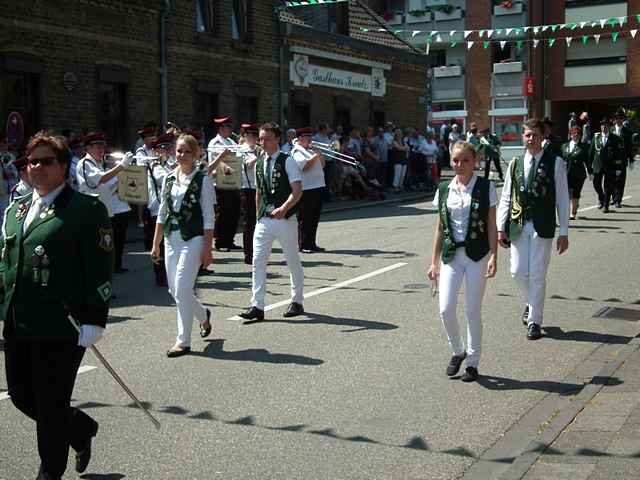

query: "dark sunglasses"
(27, 156), (57, 167)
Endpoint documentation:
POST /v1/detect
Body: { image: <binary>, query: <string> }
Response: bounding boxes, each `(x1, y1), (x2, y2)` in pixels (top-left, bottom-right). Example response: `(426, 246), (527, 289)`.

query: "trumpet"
(206, 144), (251, 153)
(108, 151), (160, 163)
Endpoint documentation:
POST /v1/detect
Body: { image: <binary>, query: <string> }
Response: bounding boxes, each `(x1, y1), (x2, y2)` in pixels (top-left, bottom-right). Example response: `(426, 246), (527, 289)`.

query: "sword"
(67, 315), (161, 430)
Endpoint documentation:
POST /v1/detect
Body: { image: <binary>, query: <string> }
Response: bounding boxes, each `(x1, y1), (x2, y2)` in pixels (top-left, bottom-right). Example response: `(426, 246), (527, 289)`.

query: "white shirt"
(147, 162), (172, 217)
(432, 175), (498, 243)
(497, 150), (570, 236)
(109, 176), (131, 215)
(292, 144), (325, 191)
(76, 153), (113, 217)
(156, 168), (216, 230)
(569, 140), (577, 152)
(207, 134), (236, 188)
(280, 142), (293, 155)
(23, 183), (66, 233)
(419, 138), (439, 159)
(257, 150), (302, 186)
(240, 148), (258, 190)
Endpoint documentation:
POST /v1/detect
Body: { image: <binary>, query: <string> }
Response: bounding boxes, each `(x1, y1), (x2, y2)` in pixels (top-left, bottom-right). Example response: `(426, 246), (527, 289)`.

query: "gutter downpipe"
(160, 0), (172, 127)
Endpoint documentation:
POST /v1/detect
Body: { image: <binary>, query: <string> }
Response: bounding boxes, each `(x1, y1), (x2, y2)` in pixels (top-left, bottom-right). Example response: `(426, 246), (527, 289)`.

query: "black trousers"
(484, 155), (504, 179)
(603, 170), (617, 209)
(614, 167), (627, 204)
(593, 172), (605, 205)
(5, 336), (97, 478)
(241, 189), (256, 263)
(214, 189), (241, 248)
(298, 187), (324, 250)
(111, 211), (129, 269)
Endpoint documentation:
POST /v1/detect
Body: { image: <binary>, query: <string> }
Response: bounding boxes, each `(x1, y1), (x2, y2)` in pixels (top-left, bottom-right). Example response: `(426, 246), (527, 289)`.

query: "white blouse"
(433, 175), (498, 243)
(156, 168), (216, 230)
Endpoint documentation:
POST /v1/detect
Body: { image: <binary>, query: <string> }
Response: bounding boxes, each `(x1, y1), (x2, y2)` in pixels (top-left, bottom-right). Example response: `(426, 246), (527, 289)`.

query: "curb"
(322, 191), (434, 214)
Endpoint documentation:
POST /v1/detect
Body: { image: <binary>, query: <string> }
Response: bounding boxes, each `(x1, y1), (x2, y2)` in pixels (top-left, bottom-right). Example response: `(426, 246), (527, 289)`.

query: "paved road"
(1, 169), (639, 479)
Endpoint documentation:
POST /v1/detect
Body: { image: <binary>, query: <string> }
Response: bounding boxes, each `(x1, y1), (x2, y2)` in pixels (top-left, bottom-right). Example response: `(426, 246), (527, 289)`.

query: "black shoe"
(615, 202), (622, 208)
(309, 245), (325, 252)
(228, 244), (243, 251)
(114, 267), (129, 274)
(446, 352), (467, 376)
(239, 306), (264, 321)
(200, 309), (212, 338)
(460, 366), (479, 382)
(166, 346), (191, 358)
(527, 323), (542, 340)
(199, 267), (214, 276)
(603, 207), (610, 213)
(522, 305), (529, 326)
(283, 302), (304, 318)
(598, 203), (604, 209)
(75, 423), (98, 473)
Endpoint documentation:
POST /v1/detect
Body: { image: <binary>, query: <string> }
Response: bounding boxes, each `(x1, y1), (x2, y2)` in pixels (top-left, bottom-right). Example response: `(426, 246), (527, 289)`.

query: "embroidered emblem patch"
(97, 281), (112, 302)
(98, 228), (114, 252)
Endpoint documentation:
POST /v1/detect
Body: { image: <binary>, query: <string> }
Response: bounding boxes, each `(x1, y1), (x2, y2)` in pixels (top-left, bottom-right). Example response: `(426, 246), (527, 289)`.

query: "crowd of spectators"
(301, 120), (464, 202)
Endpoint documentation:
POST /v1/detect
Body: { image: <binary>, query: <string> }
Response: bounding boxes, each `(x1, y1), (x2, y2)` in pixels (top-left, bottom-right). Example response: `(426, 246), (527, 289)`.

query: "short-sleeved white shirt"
(257, 150), (302, 186)
(292, 145), (325, 191)
(76, 154), (113, 217)
(433, 175), (498, 243)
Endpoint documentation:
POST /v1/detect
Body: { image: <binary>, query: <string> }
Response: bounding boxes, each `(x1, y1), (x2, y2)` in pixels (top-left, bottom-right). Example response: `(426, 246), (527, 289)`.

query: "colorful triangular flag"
(600, 18), (607, 29)
(542, 25), (549, 32)
(594, 34), (601, 44)
(516, 40), (523, 50)
(500, 40), (507, 50)
(479, 30), (485, 38)
(506, 28), (513, 36)
(533, 39), (540, 48)
(451, 41), (458, 47)
(631, 29), (638, 39)
(548, 38), (556, 47)
(580, 21), (587, 29)
(523, 26), (530, 33)
(483, 41), (490, 49)
(467, 41), (474, 50)
(582, 35), (589, 45)
(464, 30), (472, 39)
(450, 30), (457, 37)
(487, 30), (494, 38)
(612, 31), (619, 43)
(565, 37), (572, 47)
(618, 16), (626, 27)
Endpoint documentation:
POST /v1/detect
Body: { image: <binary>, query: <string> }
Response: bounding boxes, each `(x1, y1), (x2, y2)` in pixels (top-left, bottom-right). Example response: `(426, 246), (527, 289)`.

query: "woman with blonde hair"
(427, 141), (498, 382)
(151, 134), (216, 357)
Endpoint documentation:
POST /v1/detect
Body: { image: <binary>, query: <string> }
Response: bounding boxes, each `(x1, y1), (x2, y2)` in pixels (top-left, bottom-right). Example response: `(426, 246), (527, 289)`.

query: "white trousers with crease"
(509, 221), (553, 325)
(439, 250), (489, 368)
(251, 216), (304, 310)
(165, 231), (207, 347)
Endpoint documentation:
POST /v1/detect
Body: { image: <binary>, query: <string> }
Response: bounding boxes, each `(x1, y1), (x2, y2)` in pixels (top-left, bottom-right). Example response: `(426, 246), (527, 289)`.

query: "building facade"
(0, 0), (427, 150)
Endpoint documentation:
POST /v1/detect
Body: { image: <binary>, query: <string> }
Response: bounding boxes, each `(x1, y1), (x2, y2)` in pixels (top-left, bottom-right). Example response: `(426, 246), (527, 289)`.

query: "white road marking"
(0, 365), (96, 402)
(228, 262), (408, 320)
(578, 195), (632, 213)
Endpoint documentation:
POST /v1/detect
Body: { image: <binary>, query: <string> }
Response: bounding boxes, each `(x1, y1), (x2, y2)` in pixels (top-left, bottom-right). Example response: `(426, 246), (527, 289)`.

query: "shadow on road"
(241, 312), (398, 332)
(190, 339), (324, 365)
(477, 375), (589, 395)
(80, 474), (126, 480)
(542, 326), (632, 345)
(324, 248), (418, 259)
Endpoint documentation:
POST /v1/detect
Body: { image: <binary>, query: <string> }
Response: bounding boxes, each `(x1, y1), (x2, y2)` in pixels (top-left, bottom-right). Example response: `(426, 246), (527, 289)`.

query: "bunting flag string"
(360, 12), (639, 38)
(282, 0), (349, 7)
(458, 28), (637, 51)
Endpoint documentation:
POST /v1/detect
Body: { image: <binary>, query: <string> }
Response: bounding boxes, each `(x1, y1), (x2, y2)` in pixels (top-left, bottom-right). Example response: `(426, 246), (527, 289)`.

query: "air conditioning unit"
(408, 0), (424, 11)
(426, 0), (448, 6)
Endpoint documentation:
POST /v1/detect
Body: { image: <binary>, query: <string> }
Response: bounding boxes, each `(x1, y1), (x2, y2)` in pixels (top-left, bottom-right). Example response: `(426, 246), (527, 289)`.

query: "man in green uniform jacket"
(1, 133), (113, 480)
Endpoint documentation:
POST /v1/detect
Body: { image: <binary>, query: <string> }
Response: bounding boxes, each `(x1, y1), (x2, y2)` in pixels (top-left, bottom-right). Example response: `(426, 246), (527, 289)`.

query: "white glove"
(78, 324), (105, 347)
(119, 152), (134, 168)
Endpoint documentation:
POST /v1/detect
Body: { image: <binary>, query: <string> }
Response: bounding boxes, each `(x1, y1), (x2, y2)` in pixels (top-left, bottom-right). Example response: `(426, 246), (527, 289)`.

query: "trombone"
(295, 139), (359, 167)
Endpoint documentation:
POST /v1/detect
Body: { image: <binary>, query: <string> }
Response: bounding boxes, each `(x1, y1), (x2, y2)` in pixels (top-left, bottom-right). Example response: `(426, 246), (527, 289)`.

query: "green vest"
(438, 177), (491, 264)
(508, 150), (557, 241)
(255, 152), (299, 220)
(163, 171), (205, 241)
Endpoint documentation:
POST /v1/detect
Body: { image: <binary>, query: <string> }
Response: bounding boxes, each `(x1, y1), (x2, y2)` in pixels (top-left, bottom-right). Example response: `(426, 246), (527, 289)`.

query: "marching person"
(145, 132), (175, 286)
(208, 117), (241, 252)
(239, 123), (262, 264)
(238, 122), (305, 321)
(9, 156), (33, 202)
(151, 134), (215, 357)
(104, 155), (131, 274)
(68, 137), (85, 191)
(542, 118), (563, 158)
(497, 119), (570, 340)
(1, 132), (113, 480)
(76, 132), (133, 219)
(612, 108), (634, 207)
(134, 125), (157, 227)
(292, 127), (326, 253)
(590, 119), (623, 213)
(480, 128), (504, 181)
(427, 141), (498, 382)
(562, 126), (592, 219)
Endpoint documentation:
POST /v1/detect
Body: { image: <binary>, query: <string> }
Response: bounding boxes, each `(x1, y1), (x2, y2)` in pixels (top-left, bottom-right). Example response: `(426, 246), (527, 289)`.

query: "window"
(194, 91), (218, 132)
(232, 0), (251, 42)
(98, 82), (128, 150)
(335, 108), (351, 130)
(492, 116), (524, 147)
(327, 3), (349, 35)
(237, 95), (258, 124)
(373, 111), (385, 128)
(492, 42), (521, 64)
(0, 70), (40, 141)
(428, 50), (447, 68)
(292, 103), (310, 128)
(196, 0), (217, 34)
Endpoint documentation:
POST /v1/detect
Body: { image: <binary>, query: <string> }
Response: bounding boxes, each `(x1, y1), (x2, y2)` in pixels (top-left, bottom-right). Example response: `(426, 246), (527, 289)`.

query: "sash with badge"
(213, 149), (242, 190)
(117, 165), (149, 205)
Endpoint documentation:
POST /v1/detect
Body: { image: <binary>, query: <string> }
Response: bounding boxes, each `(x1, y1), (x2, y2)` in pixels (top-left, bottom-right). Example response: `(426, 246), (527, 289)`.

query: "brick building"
(0, 0), (428, 151)
(381, 0), (640, 154)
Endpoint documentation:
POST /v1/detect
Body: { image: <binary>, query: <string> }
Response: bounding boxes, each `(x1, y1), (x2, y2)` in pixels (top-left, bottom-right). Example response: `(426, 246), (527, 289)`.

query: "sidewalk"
(521, 338), (640, 479)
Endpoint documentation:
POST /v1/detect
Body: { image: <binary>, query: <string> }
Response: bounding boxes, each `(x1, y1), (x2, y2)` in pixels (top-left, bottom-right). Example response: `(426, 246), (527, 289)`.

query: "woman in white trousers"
(151, 134), (215, 357)
(427, 141), (498, 382)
